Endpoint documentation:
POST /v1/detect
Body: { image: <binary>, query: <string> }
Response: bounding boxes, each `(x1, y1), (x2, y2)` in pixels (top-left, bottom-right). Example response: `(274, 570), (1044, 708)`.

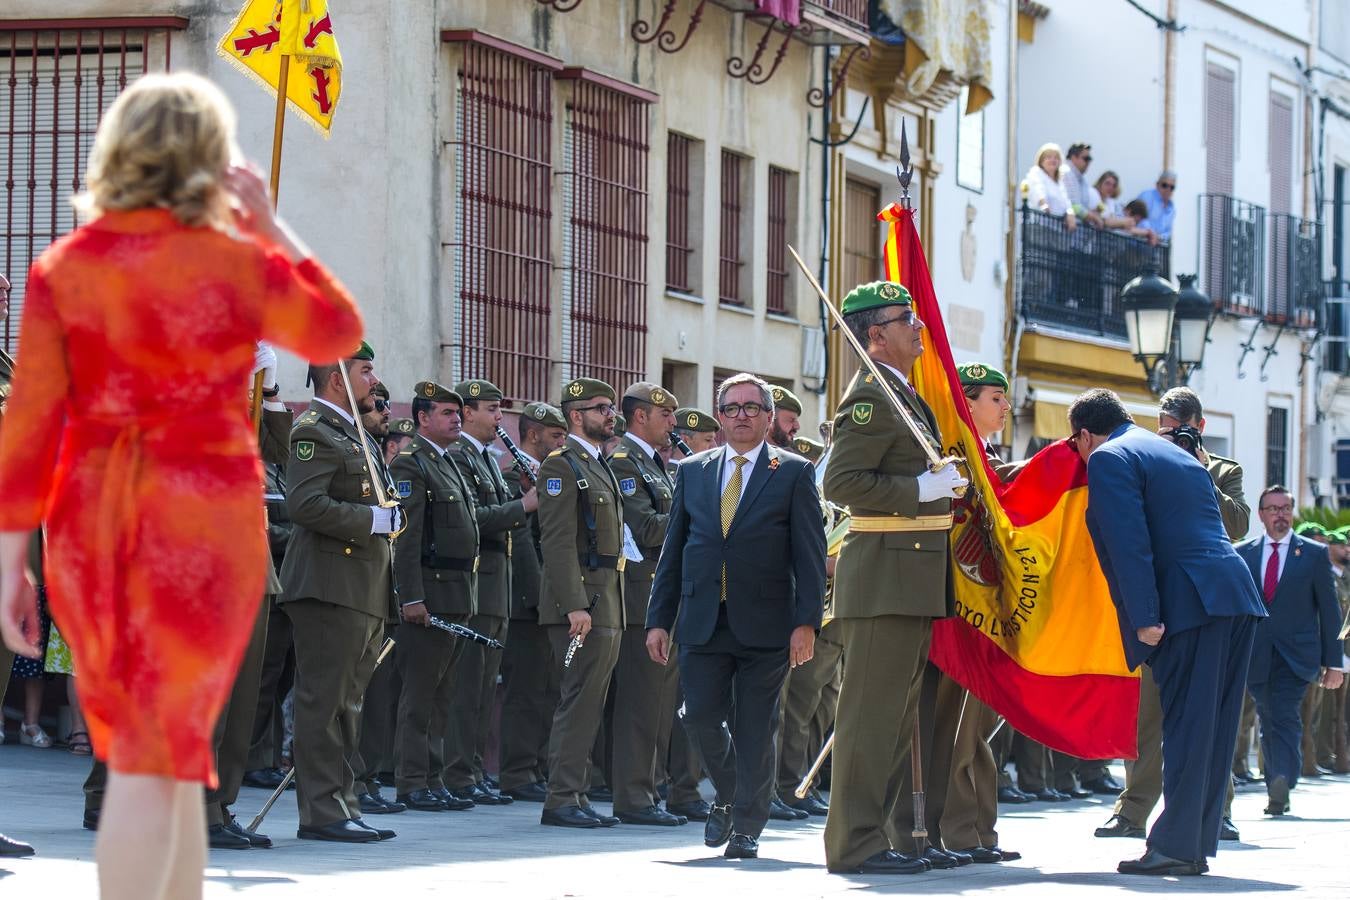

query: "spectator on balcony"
(1061, 143), (1101, 226)
(1024, 143), (1077, 232)
(1090, 171), (1126, 219)
(1135, 172), (1177, 242)
(1119, 200), (1161, 246)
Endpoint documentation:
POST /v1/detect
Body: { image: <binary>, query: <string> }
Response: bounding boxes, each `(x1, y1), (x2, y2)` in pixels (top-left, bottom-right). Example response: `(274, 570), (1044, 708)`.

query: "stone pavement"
(1, 744), (1347, 898)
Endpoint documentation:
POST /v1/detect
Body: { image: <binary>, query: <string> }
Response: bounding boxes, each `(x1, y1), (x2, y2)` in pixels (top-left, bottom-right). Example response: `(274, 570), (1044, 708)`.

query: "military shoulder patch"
(396, 480), (413, 498)
(547, 448), (566, 458)
(295, 440), (316, 461)
(611, 451), (628, 459)
(851, 402), (874, 426)
(297, 411), (320, 425)
(545, 477), (563, 496)
(620, 477), (637, 496)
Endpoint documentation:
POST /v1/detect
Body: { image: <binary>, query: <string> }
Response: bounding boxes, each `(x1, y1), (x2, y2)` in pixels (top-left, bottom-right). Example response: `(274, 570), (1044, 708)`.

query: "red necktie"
(1262, 541), (1280, 604)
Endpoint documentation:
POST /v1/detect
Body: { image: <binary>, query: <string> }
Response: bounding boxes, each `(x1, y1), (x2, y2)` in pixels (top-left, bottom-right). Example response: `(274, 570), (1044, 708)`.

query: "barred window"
(719, 149), (750, 305)
(666, 132), (703, 295)
(444, 32), (558, 404)
(1266, 405), (1289, 488)
(766, 165), (796, 316)
(1, 21), (181, 354)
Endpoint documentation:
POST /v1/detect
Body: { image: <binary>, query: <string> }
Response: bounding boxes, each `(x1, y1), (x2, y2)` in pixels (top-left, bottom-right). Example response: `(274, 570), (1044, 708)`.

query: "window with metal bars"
(1267, 405), (1289, 488)
(766, 165), (796, 316)
(719, 149), (750, 306)
(666, 132), (703, 295)
(559, 72), (653, 391)
(844, 178), (882, 287)
(0, 21), (180, 355)
(444, 33), (558, 404)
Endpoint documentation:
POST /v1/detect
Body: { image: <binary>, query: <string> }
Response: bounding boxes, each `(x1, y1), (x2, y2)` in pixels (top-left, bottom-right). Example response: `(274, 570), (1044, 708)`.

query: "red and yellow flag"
(881, 204), (1140, 759)
(218, 0), (343, 135)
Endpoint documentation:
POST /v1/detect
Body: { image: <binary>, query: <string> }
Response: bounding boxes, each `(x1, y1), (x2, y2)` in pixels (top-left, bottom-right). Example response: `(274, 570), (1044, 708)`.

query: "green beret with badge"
(623, 381), (678, 410)
(1327, 527), (1349, 546)
(840, 280), (913, 316)
(521, 401), (566, 429)
(770, 385), (802, 415)
(793, 436), (824, 462)
(415, 380), (463, 406)
(675, 407), (720, 433)
(454, 379), (503, 403)
(956, 362), (1010, 393)
(1294, 521), (1328, 538)
(561, 377), (615, 404)
(351, 340), (376, 361)
(390, 418), (416, 436)
(370, 382), (390, 401)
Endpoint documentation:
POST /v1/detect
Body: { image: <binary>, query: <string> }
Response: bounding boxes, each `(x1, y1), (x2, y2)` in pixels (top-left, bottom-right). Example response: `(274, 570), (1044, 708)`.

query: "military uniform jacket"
(1204, 453), (1250, 543)
(608, 434), (673, 625)
(391, 434), (480, 617)
(504, 466), (544, 619)
(536, 439), (626, 629)
(279, 400), (396, 621)
(824, 365), (953, 619)
(451, 438), (524, 618)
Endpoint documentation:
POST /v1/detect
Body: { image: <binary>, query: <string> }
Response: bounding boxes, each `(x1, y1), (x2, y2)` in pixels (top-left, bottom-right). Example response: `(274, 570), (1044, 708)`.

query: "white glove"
(916, 463), (968, 502)
(370, 504), (406, 535)
(253, 341), (278, 390)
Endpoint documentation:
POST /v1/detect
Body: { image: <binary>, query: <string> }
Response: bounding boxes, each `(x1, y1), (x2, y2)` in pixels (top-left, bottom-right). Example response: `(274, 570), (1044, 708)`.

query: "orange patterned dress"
(0, 208), (362, 786)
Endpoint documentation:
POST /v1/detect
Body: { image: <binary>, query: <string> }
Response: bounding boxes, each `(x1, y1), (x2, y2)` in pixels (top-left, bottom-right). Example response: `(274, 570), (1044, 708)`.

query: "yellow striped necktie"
(720, 455), (748, 601)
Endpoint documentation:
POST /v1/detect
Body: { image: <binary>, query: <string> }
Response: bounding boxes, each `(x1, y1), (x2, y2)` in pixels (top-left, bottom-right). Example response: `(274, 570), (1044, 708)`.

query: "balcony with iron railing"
(1016, 202), (1171, 341)
(1324, 281), (1350, 376)
(1199, 193), (1321, 329)
(709, 0), (870, 44)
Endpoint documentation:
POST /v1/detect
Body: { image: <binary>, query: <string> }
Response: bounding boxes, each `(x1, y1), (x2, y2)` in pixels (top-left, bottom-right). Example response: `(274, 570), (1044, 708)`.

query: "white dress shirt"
(1260, 534), (1291, 582)
(313, 396), (356, 427)
(569, 433), (603, 460)
(720, 442), (765, 504)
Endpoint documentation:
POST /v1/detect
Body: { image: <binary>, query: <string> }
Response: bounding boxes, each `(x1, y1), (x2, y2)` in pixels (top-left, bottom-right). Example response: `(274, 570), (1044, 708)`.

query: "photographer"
(1155, 387), (1250, 543)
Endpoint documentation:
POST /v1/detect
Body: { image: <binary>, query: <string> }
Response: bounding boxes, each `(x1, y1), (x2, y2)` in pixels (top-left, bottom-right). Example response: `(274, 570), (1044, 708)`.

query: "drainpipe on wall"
(1003, 0), (1020, 453)
(1163, 0), (1176, 172)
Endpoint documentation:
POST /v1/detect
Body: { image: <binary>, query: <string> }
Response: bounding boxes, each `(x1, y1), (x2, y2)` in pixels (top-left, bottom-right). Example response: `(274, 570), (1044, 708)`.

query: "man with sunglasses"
(1137, 172), (1177, 242)
(1062, 142), (1102, 227)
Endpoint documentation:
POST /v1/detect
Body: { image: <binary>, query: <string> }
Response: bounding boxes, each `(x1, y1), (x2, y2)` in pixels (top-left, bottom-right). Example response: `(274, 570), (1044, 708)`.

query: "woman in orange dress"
(0, 73), (362, 899)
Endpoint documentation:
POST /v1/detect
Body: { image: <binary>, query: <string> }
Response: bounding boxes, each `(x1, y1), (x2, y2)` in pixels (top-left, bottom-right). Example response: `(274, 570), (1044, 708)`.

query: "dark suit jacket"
(1084, 424), (1267, 670)
(1236, 533), (1341, 684)
(646, 443), (827, 649)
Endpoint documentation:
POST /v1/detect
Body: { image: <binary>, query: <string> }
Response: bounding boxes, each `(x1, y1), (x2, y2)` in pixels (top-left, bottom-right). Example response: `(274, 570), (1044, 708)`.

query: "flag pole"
(251, 55), (290, 428)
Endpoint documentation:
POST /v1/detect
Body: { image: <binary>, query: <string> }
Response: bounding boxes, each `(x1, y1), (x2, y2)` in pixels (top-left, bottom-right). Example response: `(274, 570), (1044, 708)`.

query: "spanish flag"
(218, 0), (343, 135)
(881, 204), (1140, 759)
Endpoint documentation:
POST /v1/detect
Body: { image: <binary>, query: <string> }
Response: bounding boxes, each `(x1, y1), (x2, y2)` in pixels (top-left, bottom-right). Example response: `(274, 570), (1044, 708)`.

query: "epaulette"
(399, 450), (415, 457)
(547, 447), (568, 458)
(296, 410), (320, 426)
(611, 451), (628, 459)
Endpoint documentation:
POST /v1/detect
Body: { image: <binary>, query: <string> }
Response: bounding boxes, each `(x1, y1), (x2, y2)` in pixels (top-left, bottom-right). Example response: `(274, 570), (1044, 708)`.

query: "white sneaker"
(19, 724), (52, 748)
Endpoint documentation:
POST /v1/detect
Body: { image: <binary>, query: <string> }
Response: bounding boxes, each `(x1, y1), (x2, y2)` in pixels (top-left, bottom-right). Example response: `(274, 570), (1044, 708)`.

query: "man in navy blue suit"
(1236, 486), (1344, 815)
(646, 373), (827, 861)
(1070, 389), (1266, 876)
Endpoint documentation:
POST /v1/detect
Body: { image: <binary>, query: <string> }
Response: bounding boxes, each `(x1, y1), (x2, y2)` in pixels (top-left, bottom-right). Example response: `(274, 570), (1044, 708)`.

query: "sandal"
(68, 730), (92, 756)
(19, 723), (52, 749)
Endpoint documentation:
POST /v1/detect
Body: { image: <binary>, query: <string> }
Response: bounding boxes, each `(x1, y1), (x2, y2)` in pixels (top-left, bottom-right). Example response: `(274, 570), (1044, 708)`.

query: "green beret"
(370, 382), (390, 401)
(390, 418), (416, 436)
(770, 385), (802, 415)
(840, 281), (912, 316)
(1294, 521), (1328, 537)
(351, 340), (375, 361)
(675, 407), (720, 433)
(454, 379), (503, 403)
(1327, 527), (1348, 545)
(520, 401), (566, 429)
(613, 413), (627, 437)
(956, 362), (1010, 392)
(792, 436), (824, 462)
(623, 382), (678, 410)
(415, 380), (463, 405)
(561, 377), (615, 404)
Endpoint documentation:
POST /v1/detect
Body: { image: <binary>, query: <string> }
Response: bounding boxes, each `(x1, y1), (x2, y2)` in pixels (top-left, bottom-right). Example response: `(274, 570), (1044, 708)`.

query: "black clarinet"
(427, 615), (505, 649)
(495, 426), (537, 486)
(669, 430), (693, 457)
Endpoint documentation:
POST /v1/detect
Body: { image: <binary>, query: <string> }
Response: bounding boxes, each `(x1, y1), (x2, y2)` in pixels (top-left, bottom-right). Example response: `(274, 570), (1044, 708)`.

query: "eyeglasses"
(1158, 182), (1176, 190)
(1259, 504), (1293, 514)
(373, 398), (389, 412)
(1082, 155), (1093, 164)
(875, 311), (920, 329)
(577, 403), (616, 415)
(719, 402), (766, 419)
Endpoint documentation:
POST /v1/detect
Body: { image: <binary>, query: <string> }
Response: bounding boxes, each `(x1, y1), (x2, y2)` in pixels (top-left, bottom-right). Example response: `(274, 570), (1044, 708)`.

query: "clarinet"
(427, 615), (505, 650)
(669, 430), (693, 457)
(495, 426), (537, 486)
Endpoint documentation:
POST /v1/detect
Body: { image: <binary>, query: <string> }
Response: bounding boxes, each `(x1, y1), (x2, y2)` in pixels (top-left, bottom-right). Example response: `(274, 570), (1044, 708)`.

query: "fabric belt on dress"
(848, 513), (954, 533)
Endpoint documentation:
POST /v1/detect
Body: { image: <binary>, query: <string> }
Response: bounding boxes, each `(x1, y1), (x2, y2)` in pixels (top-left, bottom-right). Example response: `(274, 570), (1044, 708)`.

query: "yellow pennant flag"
(218, 0), (343, 135)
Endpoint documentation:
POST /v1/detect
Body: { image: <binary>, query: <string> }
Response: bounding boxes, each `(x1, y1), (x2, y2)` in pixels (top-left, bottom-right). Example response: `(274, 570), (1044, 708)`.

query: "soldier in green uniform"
(769, 386), (802, 448)
(383, 418), (416, 466)
(607, 382), (687, 826)
(499, 402), (568, 802)
(279, 342), (404, 843)
(1096, 385), (1250, 841)
(1315, 529), (1350, 771)
(444, 378), (532, 805)
(822, 281), (968, 874)
(388, 382), (479, 812)
(538, 378), (627, 828)
(673, 408), (720, 457)
(792, 436), (824, 462)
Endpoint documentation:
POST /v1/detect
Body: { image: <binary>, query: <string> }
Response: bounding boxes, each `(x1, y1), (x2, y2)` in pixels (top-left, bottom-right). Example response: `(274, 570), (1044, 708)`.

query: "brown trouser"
(892, 664), (962, 853)
(444, 614), (508, 789)
(544, 625), (622, 810)
(205, 597), (269, 825)
(353, 622), (400, 796)
(610, 625), (681, 813)
(941, 691), (1002, 850)
(776, 622), (843, 798)
(394, 614), (467, 795)
(1314, 679), (1349, 771)
(246, 600), (294, 771)
(660, 676), (705, 806)
(1233, 691), (1258, 774)
(498, 615), (559, 792)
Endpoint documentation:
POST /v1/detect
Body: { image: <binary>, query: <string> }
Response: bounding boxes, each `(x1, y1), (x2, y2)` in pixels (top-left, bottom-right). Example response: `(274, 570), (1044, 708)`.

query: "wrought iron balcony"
(1268, 213), (1321, 329)
(1016, 203), (1171, 341)
(710, 0), (868, 45)
(1200, 193), (1266, 317)
(1324, 281), (1350, 376)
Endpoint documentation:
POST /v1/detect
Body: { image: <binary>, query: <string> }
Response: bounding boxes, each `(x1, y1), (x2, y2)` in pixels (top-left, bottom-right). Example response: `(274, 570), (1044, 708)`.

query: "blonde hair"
(1034, 142), (1063, 181)
(77, 72), (239, 228)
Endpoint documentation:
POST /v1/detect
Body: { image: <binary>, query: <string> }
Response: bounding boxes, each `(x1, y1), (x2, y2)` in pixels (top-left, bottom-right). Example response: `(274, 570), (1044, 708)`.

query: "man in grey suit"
(646, 373), (827, 860)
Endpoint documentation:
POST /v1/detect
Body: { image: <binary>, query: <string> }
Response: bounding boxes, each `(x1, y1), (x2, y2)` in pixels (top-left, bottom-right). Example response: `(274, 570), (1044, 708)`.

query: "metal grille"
(1205, 63), (1235, 195)
(666, 132), (693, 293)
(719, 149), (745, 305)
(1200, 193), (1265, 316)
(843, 177), (881, 286)
(1016, 202), (1170, 340)
(448, 40), (556, 403)
(813, 0), (869, 29)
(1323, 289), (1349, 376)
(1266, 405), (1288, 488)
(1267, 213), (1320, 327)
(559, 78), (650, 390)
(1, 23), (177, 354)
(766, 165), (791, 315)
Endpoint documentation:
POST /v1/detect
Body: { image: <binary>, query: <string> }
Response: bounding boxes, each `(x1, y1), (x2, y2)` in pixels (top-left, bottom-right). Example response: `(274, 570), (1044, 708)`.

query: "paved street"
(1, 743), (1347, 898)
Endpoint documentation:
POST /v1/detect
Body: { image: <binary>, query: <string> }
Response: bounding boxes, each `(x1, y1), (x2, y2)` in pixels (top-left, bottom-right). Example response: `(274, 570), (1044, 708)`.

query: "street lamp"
(1120, 271), (1213, 394)
(1173, 274), (1215, 377)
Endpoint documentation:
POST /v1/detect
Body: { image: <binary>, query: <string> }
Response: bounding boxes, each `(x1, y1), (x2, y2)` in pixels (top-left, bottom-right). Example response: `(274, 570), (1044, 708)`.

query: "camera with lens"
(1166, 424), (1204, 458)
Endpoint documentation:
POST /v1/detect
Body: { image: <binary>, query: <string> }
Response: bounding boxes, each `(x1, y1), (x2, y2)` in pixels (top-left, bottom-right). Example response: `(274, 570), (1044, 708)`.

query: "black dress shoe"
(954, 846), (1002, 863)
(1118, 848), (1204, 876)
(505, 782), (549, 803)
(82, 809), (100, 831)
(768, 796), (809, 821)
(353, 818), (397, 840)
(541, 805), (602, 828)
(843, 849), (927, 874)
(298, 820), (379, 843)
(725, 833), (758, 859)
(358, 788), (406, 815)
(617, 805), (686, 826)
(1265, 774), (1290, 815)
(208, 823), (252, 850)
(447, 787), (479, 806)
(704, 802), (733, 847)
(242, 768), (286, 789)
(667, 799), (711, 821)
(0, 832), (35, 857)
(1082, 774), (1123, 795)
(943, 848), (974, 866)
(470, 781), (513, 805)
(1062, 786), (1093, 800)
(1095, 815), (1146, 838)
(1218, 817), (1239, 841)
(1034, 788), (1070, 802)
(483, 774), (500, 790)
(431, 787), (475, 811)
(580, 804), (619, 827)
(918, 846), (957, 869)
(1232, 770), (1256, 785)
(588, 785), (614, 802)
(398, 789), (448, 812)
(224, 817), (272, 849)
(997, 786), (1033, 804)
(988, 846), (1021, 862)
(786, 793), (830, 816)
